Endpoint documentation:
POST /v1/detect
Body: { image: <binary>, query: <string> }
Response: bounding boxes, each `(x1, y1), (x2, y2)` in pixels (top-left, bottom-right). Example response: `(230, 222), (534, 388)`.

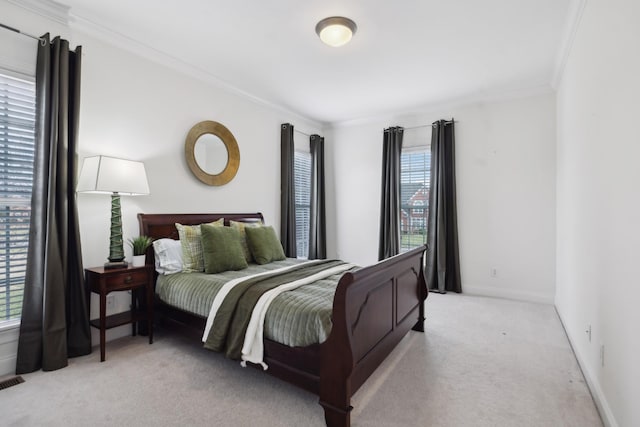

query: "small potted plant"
(128, 235), (153, 267)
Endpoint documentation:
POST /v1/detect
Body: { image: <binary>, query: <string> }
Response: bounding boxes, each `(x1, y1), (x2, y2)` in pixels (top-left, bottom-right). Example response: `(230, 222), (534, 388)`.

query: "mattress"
(156, 259), (357, 347)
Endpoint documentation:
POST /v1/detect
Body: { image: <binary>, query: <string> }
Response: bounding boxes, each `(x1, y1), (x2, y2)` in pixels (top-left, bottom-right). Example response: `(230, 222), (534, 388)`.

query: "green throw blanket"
(204, 260), (346, 359)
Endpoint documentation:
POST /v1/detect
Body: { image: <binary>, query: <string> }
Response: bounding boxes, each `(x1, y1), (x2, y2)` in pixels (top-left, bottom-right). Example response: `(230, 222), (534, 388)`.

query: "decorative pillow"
(230, 220), (263, 263)
(201, 224), (248, 274)
(245, 225), (286, 265)
(152, 238), (183, 275)
(175, 218), (224, 272)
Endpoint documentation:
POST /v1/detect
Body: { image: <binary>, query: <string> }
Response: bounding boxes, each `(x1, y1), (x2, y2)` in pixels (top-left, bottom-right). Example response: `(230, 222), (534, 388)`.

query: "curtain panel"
(16, 34), (91, 374)
(378, 126), (403, 261)
(308, 134), (326, 259)
(425, 120), (462, 293)
(280, 123), (297, 258)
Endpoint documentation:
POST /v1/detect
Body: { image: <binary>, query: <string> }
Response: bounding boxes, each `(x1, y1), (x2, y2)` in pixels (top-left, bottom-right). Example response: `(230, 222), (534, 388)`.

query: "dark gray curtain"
(16, 34), (91, 374)
(308, 134), (326, 259)
(378, 127), (403, 261)
(280, 123), (296, 258)
(426, 120), (461, 293)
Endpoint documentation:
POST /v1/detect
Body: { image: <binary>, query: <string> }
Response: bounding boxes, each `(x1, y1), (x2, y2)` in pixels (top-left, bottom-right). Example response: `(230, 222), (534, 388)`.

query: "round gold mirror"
(185, 120), (240, 186)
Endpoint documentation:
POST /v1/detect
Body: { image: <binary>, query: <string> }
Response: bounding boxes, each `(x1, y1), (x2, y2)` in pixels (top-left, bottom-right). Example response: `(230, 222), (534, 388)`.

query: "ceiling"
(57, 0), (574, 124)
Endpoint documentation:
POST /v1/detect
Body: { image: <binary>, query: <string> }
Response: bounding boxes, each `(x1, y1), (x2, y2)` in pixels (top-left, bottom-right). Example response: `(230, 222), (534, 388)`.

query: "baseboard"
(555, 307), (618, 427)
(0, 326), (19, 377)
(0, 324), (129, 377)
(462, 284), (554, 304)
(0, 354), (17, 377)
(90, 324), (132, 347)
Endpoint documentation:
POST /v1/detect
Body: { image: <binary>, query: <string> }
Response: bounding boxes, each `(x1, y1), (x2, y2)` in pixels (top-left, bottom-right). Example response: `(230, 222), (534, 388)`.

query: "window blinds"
(400, 146), (431, 252)
(0, 72), (35, 323)
(294, 150), (311, 259)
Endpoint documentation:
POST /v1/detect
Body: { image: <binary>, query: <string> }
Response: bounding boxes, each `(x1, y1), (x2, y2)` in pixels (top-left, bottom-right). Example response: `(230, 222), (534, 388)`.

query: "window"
(413, 199), (425, 215)
(294, 150), (311, 259)
(400, 146), (430, 252)
(0, 71), (36, 324)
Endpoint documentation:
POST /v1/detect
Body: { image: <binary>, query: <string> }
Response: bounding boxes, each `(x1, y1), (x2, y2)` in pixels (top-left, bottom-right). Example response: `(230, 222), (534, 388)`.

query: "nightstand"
(86, 264), (154, 362)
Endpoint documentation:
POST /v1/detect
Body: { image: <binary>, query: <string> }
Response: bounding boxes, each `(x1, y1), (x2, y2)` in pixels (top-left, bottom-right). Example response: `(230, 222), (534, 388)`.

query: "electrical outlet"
(106, 295), (115, 309)
(490, 268), (497, 277)
(586, 325), (591, 342)
(600, 344), (605, 367)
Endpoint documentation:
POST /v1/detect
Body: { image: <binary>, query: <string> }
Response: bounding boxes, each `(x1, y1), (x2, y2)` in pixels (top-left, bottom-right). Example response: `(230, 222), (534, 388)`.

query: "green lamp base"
(104, 261), (128, 270)
(106, 192), (127, 270)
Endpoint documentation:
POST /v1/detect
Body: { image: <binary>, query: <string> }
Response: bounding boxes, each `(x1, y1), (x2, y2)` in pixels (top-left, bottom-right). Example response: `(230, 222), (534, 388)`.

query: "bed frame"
(138, 212), (428, 427)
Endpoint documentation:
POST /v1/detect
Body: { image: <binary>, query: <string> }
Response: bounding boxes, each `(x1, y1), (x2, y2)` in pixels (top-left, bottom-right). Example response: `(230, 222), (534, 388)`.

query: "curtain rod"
(294, 129), (311, 137)
(0, 22), (45, 45)
(384, 120), (456, 132)
(404, 120), (456, 131)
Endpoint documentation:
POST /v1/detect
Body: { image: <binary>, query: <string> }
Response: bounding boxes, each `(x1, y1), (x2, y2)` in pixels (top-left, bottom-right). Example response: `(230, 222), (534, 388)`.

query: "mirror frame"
(185, 120), (240, 186)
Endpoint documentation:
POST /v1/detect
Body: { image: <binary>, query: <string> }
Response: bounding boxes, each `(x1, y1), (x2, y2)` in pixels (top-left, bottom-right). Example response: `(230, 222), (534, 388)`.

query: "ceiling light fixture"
(315, 16), (357, 47)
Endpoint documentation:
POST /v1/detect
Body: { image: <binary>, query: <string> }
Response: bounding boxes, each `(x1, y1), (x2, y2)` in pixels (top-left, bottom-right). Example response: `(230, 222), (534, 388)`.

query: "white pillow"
(153, 238), (183, 275)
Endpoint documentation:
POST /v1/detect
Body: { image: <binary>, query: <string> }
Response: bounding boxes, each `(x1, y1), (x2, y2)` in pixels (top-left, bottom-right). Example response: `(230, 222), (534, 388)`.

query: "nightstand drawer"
(105, 269), (149, 290)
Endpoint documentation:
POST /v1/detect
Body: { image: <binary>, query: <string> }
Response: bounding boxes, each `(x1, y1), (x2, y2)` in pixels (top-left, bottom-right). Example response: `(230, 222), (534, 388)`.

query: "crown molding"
(68, 13), (323, 129)
(551, 0), (587, 89)
(329, 84), (554, 129)
(7, 0), (70, 25)
(10, 0), (565, 131)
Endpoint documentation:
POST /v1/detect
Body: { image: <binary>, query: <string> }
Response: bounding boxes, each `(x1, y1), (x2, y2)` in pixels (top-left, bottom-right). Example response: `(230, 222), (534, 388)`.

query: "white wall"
(555, 1), (640, 426)
(76, 33), (322, 265)
(328, 93), (557, 303)
(0, 1), (322, 375)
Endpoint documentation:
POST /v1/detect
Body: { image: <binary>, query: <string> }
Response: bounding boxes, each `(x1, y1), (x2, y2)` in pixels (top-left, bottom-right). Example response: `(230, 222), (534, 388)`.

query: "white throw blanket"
(240, 263), (355, 369)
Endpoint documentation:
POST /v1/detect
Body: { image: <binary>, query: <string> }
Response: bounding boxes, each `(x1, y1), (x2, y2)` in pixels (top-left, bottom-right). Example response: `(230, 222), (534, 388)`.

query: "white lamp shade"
(77, 155), (150, 195)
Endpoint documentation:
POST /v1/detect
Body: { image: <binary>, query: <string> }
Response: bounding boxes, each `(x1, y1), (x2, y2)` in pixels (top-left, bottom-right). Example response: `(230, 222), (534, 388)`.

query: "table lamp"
(77, 155), (150, 269)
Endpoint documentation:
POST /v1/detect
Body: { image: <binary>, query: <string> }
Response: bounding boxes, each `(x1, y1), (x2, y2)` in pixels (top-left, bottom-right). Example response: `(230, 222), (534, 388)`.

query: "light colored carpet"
(1, 293), (602, 427)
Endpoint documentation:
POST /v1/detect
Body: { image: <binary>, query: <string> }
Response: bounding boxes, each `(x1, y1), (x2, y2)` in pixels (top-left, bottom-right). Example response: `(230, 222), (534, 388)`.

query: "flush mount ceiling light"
(315, 16), (357, 47)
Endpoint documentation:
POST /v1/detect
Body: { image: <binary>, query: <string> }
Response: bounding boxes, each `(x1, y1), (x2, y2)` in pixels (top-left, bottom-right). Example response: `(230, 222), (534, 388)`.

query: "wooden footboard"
(319, 246), (427, 427)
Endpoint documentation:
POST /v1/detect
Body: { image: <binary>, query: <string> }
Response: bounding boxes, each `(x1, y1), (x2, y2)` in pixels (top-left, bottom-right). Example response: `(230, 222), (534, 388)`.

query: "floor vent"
(0, 375), (24, 390)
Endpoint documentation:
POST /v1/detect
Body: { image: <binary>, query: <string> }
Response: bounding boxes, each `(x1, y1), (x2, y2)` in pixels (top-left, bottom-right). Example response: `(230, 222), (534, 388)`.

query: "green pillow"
(176, 219), (224, 272)
(201, 224), (248, 274)
(230, 220), (263, 263)
(245, 226), (286, 265)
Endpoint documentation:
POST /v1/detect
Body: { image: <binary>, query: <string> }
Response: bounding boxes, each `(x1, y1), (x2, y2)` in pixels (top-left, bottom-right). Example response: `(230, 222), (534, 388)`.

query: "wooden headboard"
(137, 212), (265, 271)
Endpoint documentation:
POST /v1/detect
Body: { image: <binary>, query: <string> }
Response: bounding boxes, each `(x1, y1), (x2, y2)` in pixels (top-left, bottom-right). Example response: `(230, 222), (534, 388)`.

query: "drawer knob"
(124, 275), (133, 284)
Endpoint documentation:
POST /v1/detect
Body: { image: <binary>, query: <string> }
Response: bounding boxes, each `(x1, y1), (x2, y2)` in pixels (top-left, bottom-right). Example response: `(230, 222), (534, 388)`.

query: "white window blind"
(400, 146), (430, 252)
(294, 150), (311, 259)
(0, 72), (36, 324)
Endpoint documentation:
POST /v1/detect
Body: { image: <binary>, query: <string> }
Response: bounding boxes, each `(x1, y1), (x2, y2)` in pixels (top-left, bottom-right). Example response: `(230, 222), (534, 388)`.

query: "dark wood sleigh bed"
(138, 212), (428, 427)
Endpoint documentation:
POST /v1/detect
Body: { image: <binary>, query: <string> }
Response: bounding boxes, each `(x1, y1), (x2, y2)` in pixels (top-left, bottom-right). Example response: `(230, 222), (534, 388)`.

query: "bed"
(138, 212), (428, 427)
